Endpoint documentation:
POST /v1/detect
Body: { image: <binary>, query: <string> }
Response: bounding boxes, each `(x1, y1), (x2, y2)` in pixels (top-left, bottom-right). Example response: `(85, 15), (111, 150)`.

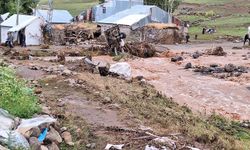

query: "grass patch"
(0, 66), (40, 118)
(39, 0), (98, 16)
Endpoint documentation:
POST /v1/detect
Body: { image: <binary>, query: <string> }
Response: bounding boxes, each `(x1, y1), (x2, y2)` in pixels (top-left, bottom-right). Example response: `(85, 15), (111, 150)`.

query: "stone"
(86, 143), (96, 149)
(243, 57), (248, 60)
(41, 145), (49, 150)
(0, 108), (16, 130)
(61, 131), (74, 146)
(184, 63), (192, 69)
(35, 88), (42, 94)
(41, 106), (51, 115)
(171, 56), (183, 62)
(192, 52), (202, 59)
(29, 137), (41, 150)
(48, 142), (59, 150)
(46, 127), (62, 144)
(210, 64), (219, 68)
(224, 64), (236, 72)
(60, 127), (67, 132)
(103, 97), (112, 104)
(62, 69), (72, 76)
(30, 127), (41, 137)
(0, 145), (9, 150)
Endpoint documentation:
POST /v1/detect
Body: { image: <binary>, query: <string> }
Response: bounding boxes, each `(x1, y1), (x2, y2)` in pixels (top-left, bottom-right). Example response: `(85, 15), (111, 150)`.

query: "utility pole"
(16, 0), (20, 25)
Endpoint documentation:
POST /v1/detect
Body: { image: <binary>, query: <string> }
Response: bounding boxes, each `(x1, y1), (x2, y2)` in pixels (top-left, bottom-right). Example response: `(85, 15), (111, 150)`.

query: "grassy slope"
(178, 0), (250, 40)
(39, 0), (98, 16)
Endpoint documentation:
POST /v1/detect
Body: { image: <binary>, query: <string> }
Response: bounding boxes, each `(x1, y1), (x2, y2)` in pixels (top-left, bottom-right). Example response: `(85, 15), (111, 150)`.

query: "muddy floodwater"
(95, 42), (250, 120)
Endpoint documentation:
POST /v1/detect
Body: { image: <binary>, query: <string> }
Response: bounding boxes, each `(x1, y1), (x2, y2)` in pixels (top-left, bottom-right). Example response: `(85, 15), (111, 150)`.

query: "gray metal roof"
(35, 9), (73, 24)
(97, 5), (169, 29)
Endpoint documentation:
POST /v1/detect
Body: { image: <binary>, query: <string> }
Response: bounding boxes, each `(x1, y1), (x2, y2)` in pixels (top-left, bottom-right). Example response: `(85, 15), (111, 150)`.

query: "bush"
(0, 66), (40, 118)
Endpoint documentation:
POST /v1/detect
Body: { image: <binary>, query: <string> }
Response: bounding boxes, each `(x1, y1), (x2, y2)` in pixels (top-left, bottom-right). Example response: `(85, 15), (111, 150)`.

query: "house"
(93, 0), (144, 22)
(0, 14), (44, 45)
(96, 4), (169, 34)
(34, 9), (73, 24)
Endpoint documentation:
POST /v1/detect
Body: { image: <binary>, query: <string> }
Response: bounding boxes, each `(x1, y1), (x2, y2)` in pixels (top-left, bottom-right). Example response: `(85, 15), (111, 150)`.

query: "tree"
(144, 0), (182, 13)
(0, 0), (37, 15)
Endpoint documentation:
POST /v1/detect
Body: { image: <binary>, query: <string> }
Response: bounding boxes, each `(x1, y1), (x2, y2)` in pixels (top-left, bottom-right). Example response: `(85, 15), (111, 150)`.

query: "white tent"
(0, 14), (44, 45)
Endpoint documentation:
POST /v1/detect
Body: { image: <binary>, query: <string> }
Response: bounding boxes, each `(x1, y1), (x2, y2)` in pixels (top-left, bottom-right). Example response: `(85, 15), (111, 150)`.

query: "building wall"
(25, 18), (43, 45)
(0, 26), (10, 43)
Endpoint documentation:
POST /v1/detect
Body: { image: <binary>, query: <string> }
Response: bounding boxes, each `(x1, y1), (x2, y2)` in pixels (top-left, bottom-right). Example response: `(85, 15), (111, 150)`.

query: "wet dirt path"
(95, 42), (250, 120)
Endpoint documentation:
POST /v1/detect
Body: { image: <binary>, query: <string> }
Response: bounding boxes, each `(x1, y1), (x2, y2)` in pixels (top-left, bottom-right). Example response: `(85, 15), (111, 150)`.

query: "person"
(186, 33), (190, 43)
(202, 27), (206, 34)
(5, 32), (14, 48)
(20, 29), (26, 47)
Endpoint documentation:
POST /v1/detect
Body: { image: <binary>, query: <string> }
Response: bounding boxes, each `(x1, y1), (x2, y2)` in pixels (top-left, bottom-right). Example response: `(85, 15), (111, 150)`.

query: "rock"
(34, 88), (42, 94)
(62, 69), (72, 76)
(48, 142), (59, 150)
(210, 64), (219, 68)
(224, 64), (236, 72)
(46, 127), (62, 144)
(109, 62), (132, 78)
(171, 56), (183, 62)
(29, 137), (41, 150)
(103, 97), (112, 104)
(184, 63), (192, 69)
(206, 46), (226, 56)
(41, 106), (51, 115)
(232, 46), (242, 49)
(192, 52), (202, 59)
(237, 66), (247, 73)
(86, 143), (96, 149)
(243, 57), (248, 60)
(61, 131), (74, 146)
(30, 127), (41, 137)
(60, 127), (67, 133)
(8, 131), (30, 150)
(17, 115), (56, 136)
(0, 108), (16, 130)
(0, 145), (9, 150)
(41, 145), (49, 150)
(107, 103), (121, 110)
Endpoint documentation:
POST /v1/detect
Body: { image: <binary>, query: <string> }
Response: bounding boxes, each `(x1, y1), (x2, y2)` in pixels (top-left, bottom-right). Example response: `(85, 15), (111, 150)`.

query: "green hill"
(39, 0), (98, 16)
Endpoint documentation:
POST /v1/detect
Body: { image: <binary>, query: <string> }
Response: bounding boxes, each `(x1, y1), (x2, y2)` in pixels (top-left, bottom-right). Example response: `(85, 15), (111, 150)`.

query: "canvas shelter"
(0, 14), (44, 45)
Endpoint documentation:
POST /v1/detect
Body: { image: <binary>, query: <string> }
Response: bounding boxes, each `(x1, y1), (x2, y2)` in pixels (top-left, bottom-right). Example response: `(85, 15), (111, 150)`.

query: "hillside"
(39, 0), (98, 16)
(176, 0), (250, 40)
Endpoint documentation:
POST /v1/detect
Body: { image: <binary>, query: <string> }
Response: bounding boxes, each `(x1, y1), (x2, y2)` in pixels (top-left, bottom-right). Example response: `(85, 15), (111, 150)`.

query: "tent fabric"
(8, 17), (37, 32)
(35, 9), (73, 24)
(0, 14), (37, 27)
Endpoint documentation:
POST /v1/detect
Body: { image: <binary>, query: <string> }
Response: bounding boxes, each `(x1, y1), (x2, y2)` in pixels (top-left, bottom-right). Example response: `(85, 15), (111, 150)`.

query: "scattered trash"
(17, 115), (56, 136)
(145, 145), (159, 150)
(109, 62), (132, 78)
(61, 131), (74, 146)
(38, 128), (48, 142)
(153, 137), (176, 149)
(104, 144), (124, 150)
(185, 146), (200, 150)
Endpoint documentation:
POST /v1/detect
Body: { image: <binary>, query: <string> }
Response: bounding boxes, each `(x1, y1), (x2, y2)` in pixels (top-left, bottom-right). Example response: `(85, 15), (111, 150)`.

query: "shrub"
(0, 66), (40, 118)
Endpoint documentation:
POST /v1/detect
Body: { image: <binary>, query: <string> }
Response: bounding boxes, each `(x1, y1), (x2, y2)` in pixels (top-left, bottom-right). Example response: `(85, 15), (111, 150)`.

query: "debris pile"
(0, 109), (73, 150)
(206, 46), (227, 56)
(193, 64), (248, 79)
(124, 42), (156, 58)
(51, 23), (101, 45)
(131, 23), (182, 44)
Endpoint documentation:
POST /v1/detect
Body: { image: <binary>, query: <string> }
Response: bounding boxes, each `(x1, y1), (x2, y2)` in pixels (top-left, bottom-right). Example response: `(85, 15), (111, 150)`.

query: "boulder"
(61, 131), (74, 146)
(0, 108), (16, 130)
(184, 63), (192, 69)
(46, 127), (62, 144)
(171, 56), (183, 62)
(48, 142), (60, 150)
(109, 62), (131, 78)
(29, 137), (41, 150)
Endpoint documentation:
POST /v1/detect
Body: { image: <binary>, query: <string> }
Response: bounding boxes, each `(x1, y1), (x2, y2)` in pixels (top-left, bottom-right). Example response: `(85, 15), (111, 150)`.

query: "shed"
(0, 14), (44, 45)
(34, 9), (73, 24)
(96, 5), (169, 33)
(93, 0), (144, 22)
